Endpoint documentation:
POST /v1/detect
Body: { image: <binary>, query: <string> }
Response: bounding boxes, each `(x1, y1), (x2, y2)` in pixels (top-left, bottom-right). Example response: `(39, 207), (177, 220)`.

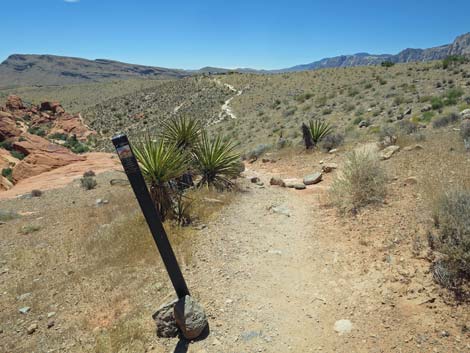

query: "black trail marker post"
(112, 134), (190, 299)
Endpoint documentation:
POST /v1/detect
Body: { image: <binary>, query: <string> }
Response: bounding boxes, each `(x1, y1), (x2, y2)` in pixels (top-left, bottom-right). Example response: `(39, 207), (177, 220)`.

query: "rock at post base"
(152, 299), (179, 338)
(303, 172), (322, 185)
(174, 295), (208, 340)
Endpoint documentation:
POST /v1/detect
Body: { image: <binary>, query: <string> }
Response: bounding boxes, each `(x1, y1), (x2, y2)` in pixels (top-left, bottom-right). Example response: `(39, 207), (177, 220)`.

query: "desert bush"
(0, 209), (19, 222)
(10, 150), (25, 160)
(81, 176), (97, 190)
(330, 150), (386, 213)
(432, 112), (460, 128)
(320, 133), (344, 151)
(160, 115), (202, 150)
(64, 135), (89, 154)
(83, 170), (96, 177)
(27, 126), (46, 137)
(31, 189), (42, 197)
(397, 120), (419, 134)
(381, 60), (395, 68)
(192, 133), (241, 189)
(429, 189), (470, 296)
(1, 167), (13, 182)
(133, 138), (188, 221)
(48, 132), (68, 141)
(20, 225), (41, 235)
(461, 120), (470, 151)
(245, 144), (270, 160)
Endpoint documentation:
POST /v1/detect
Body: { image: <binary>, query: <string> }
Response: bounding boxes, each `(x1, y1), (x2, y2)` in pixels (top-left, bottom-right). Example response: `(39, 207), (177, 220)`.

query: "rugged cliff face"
(282, 33), (470, 72)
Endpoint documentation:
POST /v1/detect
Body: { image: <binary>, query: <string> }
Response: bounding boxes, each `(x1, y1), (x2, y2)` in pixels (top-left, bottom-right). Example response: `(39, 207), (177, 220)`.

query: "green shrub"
(48, 132), (68, 141)
(192, 133), (241, 189)
(330, 150), (386, 213)
(305, 119), (333, 148)
(0, 140), (13, 150)
(381, 61), (395, 68)
(431, 97), (444, 110)
(160, 115), (202, 150)
(64, 135), (89, 154)
(430, 189), (470, 295)
(133, 138), (188, 221)
(1, 167), (13, 182)
(28, 126), (47, 137)
(10, 150), (25, 160)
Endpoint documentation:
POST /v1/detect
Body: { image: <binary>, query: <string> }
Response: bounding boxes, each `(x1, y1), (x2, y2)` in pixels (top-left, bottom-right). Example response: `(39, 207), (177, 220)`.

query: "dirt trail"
(210, 79), (243, 124)
(180, 164), (461, 353)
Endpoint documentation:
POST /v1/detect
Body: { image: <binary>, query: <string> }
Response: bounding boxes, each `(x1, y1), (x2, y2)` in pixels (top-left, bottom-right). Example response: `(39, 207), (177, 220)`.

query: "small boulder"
(358, 120), (369, 128)
(403, 176), (418, 185)
(294, 184), (306, 190)
(174, 295), (208, 340)
(404, 107), (412, 115)
(334, 319), (352, 335)
(152, 300), (179, 338)
(322, 163), (338, 173)
(421, 104), (432, 112)
(303, 172), (322, 185)
(6, 95), (24, 110)
(379, 145), (400, 160)
(460, 108), (470, 120)
(27, 323), (38, 335)
(270, 177), (286, 187)
(250, 177), (260, 184)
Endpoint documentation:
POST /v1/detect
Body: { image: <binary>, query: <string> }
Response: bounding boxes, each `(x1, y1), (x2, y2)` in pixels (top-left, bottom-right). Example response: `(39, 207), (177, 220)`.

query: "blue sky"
(1, 0), (469, 70)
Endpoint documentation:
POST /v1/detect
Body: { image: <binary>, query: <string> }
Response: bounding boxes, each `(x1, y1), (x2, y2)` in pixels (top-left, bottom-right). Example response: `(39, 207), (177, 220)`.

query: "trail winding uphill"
(210, 78), (244, 125)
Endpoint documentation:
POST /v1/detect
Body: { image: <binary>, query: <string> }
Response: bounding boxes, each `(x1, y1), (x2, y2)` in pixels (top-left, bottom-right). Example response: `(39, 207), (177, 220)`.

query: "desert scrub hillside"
(209, 58), (470, 153)
(0, 79), (169, 114)
(82, 76), (233, 149)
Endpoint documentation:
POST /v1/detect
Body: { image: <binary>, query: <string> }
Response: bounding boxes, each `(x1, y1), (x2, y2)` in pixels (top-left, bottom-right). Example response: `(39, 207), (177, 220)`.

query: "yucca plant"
(193, 133), (241, 189)
(160, 115), (202, 150)
(305, 119), (333, 148)
(133, 137), (189, 221)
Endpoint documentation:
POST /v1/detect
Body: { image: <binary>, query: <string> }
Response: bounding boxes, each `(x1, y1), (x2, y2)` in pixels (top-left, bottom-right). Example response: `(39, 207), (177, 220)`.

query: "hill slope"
(0, 54), (189, 89)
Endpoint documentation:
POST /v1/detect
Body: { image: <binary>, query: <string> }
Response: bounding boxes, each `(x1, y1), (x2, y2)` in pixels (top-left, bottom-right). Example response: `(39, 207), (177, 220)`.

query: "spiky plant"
(133, 137), (189, 221)
(160, 115), (202, 150)
(307, 119), (333, 147)
(193, 133), (241, 189)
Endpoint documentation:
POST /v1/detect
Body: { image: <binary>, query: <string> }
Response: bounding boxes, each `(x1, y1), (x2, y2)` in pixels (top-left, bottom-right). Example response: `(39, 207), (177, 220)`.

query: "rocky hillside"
(0, 54), (189, 89)
(83, 76), (233, 149)
(0, 96), (96, 189)
(281, 32), (470, 71)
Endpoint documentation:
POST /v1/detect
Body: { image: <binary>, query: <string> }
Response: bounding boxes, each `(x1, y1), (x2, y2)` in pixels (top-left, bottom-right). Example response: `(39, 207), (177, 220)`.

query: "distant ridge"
(1, 32), (470, 88)
(278, 32), (470, 72)
(0, 54), (190, 89)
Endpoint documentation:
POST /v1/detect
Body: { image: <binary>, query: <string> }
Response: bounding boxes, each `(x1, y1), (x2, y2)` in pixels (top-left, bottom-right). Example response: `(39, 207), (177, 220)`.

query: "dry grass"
(329, 150), (387, 213)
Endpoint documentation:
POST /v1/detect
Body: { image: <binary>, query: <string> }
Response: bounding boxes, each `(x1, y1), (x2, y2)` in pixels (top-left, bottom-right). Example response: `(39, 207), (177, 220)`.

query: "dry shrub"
(429, 188), (470, 298)
(330, 150), (386, 213)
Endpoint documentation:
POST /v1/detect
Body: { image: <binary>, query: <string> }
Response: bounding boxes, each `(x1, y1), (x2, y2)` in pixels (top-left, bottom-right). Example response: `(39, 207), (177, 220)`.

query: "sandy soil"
(0, 152), (121, 200)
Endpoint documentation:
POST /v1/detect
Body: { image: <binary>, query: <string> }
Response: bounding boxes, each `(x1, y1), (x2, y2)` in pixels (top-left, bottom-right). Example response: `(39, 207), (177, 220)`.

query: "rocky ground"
(1, 130), (469, 352)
